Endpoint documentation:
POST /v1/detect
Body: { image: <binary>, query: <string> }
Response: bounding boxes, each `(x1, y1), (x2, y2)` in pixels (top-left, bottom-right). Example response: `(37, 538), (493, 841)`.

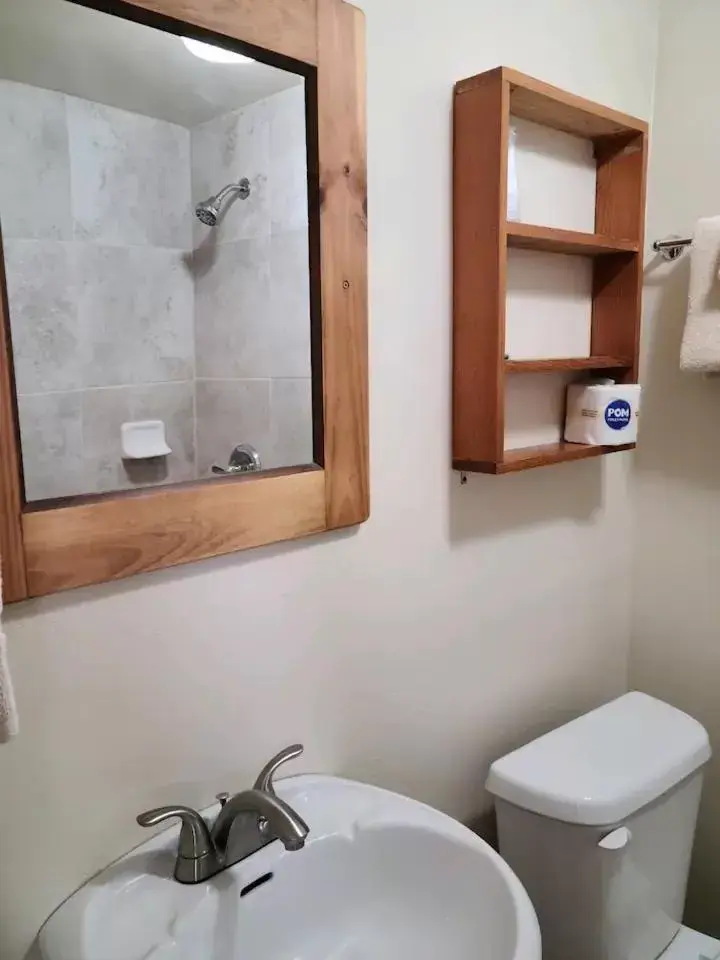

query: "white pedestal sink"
(36, 775), (540, 960)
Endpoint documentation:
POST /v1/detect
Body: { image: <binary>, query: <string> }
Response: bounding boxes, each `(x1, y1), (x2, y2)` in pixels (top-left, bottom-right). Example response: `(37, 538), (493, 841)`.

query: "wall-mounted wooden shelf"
(506, 223), (639, 257)
(505, 356), (630, 373)
(457, 66), (646, 139)
(454, 441), (636, 475)
(452, 66), (648, 474)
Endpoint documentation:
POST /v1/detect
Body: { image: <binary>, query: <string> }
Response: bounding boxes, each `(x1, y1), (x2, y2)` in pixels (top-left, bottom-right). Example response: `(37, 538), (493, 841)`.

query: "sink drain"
(240, 872), (274, 898)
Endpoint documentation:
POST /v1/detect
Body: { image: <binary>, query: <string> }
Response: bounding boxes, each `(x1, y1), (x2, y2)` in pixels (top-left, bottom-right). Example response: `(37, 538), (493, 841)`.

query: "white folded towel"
(0, 571), (18, 743)
(680, 216), (720, 372)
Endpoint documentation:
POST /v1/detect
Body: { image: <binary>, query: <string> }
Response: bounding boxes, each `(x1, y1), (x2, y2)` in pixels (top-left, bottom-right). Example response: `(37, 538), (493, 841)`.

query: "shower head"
(195, 178), (251, 227)
(195, 201), (220, 227)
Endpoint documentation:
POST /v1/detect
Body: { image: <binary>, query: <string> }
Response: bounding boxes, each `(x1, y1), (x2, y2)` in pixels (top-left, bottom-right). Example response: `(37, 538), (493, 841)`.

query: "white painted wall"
(631, 0), (720, 935)
(0, 0), (658, 956)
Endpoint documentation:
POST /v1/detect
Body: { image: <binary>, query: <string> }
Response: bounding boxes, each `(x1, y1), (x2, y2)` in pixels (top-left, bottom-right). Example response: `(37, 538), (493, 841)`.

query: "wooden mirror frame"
(0, 0), (368, 601)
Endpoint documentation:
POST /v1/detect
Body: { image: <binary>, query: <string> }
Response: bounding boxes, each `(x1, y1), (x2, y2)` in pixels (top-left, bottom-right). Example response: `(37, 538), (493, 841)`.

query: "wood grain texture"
(455, 67), (647, 139)
(452, 71), (508, 464)
(452, 66), (648, 475)
(120, 0), (318, 65)
(506, 222), (638, 256)
(500, 441), (635, 473)
(23, 469), (326, 597)
(595, 134), (647, 243)
(504, 356), (630, 373)
(592, 133), (648, 382)
(0, 230), (27, 602)
(317, 0), (369, 529)
(0, 0), (369, 599)
(591, 253), (643, 382)
(454, 442), (635, 475)
(507, 70), (646, 139)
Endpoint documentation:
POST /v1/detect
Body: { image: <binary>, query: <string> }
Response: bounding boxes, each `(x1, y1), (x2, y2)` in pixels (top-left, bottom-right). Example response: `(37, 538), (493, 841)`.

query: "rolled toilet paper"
(564, 382), (641, 446)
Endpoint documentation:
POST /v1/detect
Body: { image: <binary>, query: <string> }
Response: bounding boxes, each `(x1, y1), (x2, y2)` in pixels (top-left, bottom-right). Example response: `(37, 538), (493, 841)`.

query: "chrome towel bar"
(653, 236), (692, 261)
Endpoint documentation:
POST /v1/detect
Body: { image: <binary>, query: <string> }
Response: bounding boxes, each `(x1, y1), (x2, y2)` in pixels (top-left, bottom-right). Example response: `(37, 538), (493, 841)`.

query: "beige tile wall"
(0, 80), (195, 501)
(190, 84), (313, 476)
(1, 79), (313, 500)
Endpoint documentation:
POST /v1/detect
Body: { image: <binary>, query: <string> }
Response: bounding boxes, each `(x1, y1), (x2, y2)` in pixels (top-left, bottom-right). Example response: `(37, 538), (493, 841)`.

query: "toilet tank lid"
(486, 692), (711, 826)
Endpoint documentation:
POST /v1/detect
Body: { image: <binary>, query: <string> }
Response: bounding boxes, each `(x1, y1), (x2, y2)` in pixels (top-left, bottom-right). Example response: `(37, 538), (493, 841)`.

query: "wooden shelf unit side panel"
(590, 253), (642, 381)
(594, 132), (648, 243)
(452, 72), (509, 464)
(591, 132), (648, 382)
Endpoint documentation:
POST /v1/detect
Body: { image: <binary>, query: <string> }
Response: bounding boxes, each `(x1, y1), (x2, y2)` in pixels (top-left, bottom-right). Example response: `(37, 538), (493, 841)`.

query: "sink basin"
(36, 775), (540, 960)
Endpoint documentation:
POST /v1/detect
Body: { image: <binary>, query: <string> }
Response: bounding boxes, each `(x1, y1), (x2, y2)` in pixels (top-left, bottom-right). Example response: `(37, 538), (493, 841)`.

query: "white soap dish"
(121, 421), (172, 459)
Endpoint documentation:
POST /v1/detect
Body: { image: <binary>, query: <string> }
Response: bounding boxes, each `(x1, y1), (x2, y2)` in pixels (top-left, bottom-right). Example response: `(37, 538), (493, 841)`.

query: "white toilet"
(486, 692), (720, 960)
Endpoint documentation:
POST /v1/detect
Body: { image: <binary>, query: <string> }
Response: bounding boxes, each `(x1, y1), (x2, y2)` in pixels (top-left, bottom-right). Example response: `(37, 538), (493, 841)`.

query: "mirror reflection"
(0, 0), (315, 502)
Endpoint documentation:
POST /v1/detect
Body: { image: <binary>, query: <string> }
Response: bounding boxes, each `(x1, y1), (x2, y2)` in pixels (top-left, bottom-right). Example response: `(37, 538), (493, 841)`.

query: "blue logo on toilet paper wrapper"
(604, 399), (632, 430)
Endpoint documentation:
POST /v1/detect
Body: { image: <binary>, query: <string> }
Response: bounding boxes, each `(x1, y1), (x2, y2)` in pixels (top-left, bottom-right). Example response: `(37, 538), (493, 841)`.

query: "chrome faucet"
(136, 744), (309, 884)
(212, 788), (308, 855)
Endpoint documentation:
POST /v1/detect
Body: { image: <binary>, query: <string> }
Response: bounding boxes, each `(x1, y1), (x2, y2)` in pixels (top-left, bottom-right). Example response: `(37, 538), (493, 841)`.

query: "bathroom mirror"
(1, 0), (316, 501)
(0, 0), (368, 599)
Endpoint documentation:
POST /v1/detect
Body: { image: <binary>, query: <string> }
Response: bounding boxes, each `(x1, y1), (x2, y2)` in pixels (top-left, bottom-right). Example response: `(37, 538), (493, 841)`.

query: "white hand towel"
(0, 572), (18, 743)
(680, 216), (720, 372)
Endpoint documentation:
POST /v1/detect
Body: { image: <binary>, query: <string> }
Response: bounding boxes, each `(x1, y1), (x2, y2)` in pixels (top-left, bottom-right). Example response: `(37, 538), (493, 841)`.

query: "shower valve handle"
(212, 443), (262, 476)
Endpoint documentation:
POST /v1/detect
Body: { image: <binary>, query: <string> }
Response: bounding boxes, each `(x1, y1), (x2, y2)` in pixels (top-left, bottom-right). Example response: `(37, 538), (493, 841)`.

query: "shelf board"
(454, 442), (636, 475)
(505, 356), (631, 373)
(506, 223), (639, 256)
(455, 67), (648, 140)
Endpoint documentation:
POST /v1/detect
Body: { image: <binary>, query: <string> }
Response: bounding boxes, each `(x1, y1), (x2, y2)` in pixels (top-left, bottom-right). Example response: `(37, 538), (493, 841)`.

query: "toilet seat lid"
(485, 692), (711, 825)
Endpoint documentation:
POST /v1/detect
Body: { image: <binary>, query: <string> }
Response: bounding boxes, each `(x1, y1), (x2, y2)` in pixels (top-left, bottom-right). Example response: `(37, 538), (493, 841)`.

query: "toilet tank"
(486, 693), (711, 960)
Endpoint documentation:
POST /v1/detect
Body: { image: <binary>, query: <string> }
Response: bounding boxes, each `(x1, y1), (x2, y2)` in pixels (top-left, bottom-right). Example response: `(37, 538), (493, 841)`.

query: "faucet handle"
(253, 743), (304, 795)
(136, 805), (214, 859)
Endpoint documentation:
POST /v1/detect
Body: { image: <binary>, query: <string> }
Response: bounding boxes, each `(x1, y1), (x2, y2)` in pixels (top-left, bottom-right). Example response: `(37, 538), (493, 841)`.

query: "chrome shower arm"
(195, 178), (251, 226)
(213, 179), (251, 205)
